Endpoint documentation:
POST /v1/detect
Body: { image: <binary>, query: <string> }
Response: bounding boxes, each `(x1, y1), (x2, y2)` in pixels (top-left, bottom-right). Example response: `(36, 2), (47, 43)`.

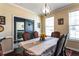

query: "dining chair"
(51, 31), (60, 38)
(61, 33), (72, 56)
(33, 31), (39, 38)
(52, 34), (65, 56)
(59, 34), (68, 56)
(22, 32), (30, 41)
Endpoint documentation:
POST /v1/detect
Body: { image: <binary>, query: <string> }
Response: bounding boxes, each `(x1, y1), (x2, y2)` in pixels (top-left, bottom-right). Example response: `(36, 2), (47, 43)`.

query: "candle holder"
(40, 37), (45, 41)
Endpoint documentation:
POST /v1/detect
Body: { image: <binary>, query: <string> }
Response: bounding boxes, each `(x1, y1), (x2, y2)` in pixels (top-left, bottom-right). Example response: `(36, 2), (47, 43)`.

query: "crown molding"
(8, 3), (38, 15)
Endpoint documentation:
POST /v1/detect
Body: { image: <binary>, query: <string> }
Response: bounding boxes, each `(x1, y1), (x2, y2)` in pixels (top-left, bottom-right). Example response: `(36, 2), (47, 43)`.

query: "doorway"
(14, 17), (34, 43)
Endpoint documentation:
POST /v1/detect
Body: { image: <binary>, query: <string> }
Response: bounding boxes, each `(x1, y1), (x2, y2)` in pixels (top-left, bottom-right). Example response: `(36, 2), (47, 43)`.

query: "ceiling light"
(42, 3), (50, 16)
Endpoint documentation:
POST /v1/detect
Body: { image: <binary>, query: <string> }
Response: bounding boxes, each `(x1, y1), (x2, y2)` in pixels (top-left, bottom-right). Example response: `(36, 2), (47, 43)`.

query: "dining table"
(19, 37), (59, 56)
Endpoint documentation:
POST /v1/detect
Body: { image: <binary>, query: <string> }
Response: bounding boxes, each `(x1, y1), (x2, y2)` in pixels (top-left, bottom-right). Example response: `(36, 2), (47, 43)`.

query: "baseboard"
(3, 49), (14, 54)
(66, 47), (79, 52)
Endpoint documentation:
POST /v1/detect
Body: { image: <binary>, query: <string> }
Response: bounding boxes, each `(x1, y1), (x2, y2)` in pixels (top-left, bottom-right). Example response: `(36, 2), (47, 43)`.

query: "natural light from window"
(69, 11), (79, 40)
(45, 17), (54, 36)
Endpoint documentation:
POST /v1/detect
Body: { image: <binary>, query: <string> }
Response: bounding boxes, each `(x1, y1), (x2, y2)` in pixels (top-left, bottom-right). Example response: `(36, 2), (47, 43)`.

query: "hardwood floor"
(4, 48), (30, 56)
(4, 49), (23, 56)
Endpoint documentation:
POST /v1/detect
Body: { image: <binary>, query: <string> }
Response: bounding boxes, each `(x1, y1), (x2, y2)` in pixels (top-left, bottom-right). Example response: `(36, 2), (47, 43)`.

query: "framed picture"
(58, 18), (64, 25)
(38, 23), (40, 28)
(0, 16), (5, 25)
(0, 25), (4, 32)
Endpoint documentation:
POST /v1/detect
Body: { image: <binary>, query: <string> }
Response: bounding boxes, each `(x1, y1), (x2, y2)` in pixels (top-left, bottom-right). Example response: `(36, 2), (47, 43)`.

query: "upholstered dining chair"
(33, 31), (39, 38)
(61, 33), (72, 56)
(59, 34), (68, 56)
(51, 34), (65, 56)
(22, 32), (30, 41)
(51, 31), (60, 38)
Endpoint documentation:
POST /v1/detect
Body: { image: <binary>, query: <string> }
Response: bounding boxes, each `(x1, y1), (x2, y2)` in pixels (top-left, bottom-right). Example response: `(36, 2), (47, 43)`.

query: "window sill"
(66, 47), (79, 52)
(67, 39), (79, 42)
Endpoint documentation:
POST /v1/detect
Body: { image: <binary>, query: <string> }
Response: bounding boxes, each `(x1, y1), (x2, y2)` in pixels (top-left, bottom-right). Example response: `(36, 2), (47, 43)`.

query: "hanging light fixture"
(42, 3), (50, 16)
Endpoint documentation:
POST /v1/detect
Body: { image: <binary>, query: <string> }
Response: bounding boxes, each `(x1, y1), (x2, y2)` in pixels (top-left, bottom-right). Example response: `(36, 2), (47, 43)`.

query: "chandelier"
(42, 3), (50, 16)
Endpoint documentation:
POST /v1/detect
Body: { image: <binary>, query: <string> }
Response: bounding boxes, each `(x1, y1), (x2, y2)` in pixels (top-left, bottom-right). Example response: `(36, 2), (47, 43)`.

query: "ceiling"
(15, 3), (71, 15)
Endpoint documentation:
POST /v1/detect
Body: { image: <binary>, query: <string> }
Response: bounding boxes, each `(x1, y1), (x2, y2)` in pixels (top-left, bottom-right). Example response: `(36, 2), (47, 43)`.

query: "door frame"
(14, 16), (25, 43)
(14, 16), (34, 42)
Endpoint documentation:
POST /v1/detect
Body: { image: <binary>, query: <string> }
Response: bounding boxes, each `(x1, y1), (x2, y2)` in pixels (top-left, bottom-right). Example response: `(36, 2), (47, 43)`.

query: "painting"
(0, 16), (5, 25)
(58, 18), (64, 25)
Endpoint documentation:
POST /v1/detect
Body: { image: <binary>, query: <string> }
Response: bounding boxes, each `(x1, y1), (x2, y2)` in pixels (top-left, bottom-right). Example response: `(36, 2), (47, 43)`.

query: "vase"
(40, 37), (45, 41)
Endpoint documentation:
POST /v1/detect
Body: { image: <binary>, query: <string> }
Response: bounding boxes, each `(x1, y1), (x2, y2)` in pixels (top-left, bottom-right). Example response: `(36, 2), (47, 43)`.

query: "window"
(45, 17), (54, 36)
(69, 11), (79, 40)
(16, 22), (24, 39)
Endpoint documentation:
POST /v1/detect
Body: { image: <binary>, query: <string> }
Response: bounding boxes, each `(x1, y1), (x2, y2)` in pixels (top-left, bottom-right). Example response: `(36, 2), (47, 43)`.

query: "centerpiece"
(40, 33), (46, 41)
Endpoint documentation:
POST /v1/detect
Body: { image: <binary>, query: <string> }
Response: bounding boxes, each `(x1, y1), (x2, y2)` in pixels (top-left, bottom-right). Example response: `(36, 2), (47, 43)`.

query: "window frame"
(45, 17), (54, 36)
(69, 11), (79, 40)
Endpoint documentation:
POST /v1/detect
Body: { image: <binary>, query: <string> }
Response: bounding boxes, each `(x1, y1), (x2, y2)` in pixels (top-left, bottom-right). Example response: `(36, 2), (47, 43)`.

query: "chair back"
(51, 31), (60, 38)
(33, 31), (39, 38)
(60, 34), (68, 55)
(63, 34), (68, 49)
(54, 34), (65, 56)
(22, 32), (30, 41)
